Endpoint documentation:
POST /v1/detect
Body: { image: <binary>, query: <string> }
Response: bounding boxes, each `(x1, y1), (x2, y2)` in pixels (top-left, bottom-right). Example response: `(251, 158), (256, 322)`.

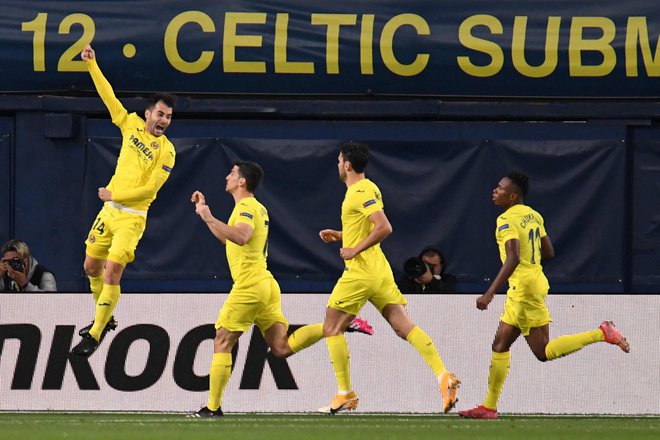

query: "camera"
(403, 257), (427, 278)
(8, 257), (24, 271)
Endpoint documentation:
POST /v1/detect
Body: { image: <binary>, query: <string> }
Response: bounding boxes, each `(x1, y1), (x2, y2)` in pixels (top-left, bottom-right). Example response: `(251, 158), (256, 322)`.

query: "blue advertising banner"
(0, 0), (658, 97)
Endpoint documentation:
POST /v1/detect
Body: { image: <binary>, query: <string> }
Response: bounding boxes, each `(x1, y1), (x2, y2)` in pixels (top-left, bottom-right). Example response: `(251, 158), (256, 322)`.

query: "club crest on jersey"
(151, 141), (159, 150)
(88, 234), (96, 243)
(498, 224), (509, 231)
(363, 199), (376, 208)
(240, 212), (254, 219)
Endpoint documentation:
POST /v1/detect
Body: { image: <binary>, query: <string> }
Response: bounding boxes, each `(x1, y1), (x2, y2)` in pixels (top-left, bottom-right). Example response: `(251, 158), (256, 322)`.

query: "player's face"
(145, 101), (173, 137)
(225, 166), (242, 194)
(492, 177), (516, 208)
(337, 153), (347, 182)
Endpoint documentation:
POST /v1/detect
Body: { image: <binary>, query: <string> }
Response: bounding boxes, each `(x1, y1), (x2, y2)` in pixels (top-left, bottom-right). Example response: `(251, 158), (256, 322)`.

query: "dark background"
(1, 0), (659, 293)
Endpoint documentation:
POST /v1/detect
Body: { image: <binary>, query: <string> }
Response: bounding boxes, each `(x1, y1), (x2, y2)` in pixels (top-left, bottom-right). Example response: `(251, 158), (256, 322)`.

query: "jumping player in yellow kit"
(71, 44), (176, 357)
(318, 141), (460, 414)
(459, 171), (630, 419)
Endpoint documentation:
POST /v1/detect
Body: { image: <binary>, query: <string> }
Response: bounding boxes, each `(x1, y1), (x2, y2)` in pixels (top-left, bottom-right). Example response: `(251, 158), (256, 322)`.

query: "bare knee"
(269, 341), (293, 359)
(323, 322), (344, 337)
(322, 309), (353, 337)
(214, 332), (238, 353)
(83, 260), (103, 277)
(381, 304), (414, 340)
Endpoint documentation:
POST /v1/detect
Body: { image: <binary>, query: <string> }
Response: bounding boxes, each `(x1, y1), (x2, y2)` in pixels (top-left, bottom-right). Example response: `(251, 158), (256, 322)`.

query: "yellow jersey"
(495, 204), (548, 299)
(226, 197), (273, 289)
(341, 178), (394, 279)
(87, 58), (175, 212)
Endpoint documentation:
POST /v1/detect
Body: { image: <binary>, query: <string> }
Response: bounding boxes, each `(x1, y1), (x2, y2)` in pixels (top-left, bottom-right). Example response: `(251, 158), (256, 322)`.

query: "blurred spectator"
(397, 246), (456, 294)
(0, 239), (57, 292)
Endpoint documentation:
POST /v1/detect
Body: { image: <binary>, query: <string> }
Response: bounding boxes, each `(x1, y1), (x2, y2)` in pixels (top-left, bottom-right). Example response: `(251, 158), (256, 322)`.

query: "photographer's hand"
(6, 264), (28, 289)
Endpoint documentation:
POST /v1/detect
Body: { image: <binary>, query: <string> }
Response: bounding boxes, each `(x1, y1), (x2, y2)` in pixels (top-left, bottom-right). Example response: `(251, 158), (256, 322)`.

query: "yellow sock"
(545, 329), (604, 360)
(208, 352), (232, 411)
(88, 284), (120, 341)
(88, 274), (104, 303)
(406, 326), (446, 377)
(483, 351), (511, 411)
(288, 323), (324, 353)
(326, 334), (351, 393)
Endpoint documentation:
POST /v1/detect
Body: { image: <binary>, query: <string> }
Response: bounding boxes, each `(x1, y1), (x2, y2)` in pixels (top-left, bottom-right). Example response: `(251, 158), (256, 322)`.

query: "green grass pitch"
(0, 413), (658, 440)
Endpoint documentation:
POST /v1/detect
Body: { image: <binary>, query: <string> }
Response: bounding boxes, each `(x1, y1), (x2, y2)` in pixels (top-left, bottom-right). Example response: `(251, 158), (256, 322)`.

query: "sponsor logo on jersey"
(128, 134), (154, 162)
(88, 234), (96, 243)
(363, 199), (376, 208)
(240, 212), (254, 219)
(151, 141), (159, 150)
(162, 164), (172, 173)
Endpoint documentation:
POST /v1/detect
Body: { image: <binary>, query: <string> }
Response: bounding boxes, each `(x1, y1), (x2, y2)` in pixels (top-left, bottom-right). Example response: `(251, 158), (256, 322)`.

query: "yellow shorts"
(500, 298), (552, 336)
(216, 277), (288, 335)
(85, 204), (147, 267)
(327, 274), (408, 316)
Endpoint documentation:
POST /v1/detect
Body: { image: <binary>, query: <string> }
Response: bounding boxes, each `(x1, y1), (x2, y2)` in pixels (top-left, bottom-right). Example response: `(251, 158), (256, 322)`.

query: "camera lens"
(9, 258), (23, 271)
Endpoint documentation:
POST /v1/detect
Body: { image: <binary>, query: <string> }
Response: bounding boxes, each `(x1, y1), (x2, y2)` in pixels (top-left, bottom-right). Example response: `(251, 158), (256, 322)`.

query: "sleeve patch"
(363, 199), (376, 208)
(162, 164), (172, 173)
(498, 224), (509, 231)
(240, 212), (254, 219)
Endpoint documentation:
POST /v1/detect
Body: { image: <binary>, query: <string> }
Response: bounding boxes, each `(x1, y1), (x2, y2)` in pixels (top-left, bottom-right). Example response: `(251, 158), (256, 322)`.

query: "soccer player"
(71, 44), (176, 357)
(189, 161), (372, 418)
(459, 172), (630, 419)
(318, 141), (460, 414)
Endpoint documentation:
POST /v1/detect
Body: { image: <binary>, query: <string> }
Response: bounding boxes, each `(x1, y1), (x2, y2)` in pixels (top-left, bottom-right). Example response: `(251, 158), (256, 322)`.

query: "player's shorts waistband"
(105, 201), (147, 216)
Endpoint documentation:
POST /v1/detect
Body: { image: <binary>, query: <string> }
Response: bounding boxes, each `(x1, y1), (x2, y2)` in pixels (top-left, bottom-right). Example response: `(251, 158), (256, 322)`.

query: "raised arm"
(191, 191), (254, 246)
(81, 44), (128, 127)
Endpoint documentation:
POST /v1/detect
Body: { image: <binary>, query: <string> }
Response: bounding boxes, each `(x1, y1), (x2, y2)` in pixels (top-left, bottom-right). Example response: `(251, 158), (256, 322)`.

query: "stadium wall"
(2, 116), (660, 292)
(0, 294), (657, 414)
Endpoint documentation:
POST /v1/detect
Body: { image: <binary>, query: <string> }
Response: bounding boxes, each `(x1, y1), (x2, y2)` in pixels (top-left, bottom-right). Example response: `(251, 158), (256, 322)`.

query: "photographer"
(1, 239), (57, 292)
(397, 247), (457, 294)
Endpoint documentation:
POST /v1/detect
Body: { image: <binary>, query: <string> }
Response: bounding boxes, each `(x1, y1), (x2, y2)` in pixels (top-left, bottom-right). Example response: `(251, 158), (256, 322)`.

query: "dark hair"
(506, 171), (529, 198)
(339, 141), (369, 173)
(419, 246), (443, 261)
(146, 93), (176, 110)
(233, 160), (263, 193)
